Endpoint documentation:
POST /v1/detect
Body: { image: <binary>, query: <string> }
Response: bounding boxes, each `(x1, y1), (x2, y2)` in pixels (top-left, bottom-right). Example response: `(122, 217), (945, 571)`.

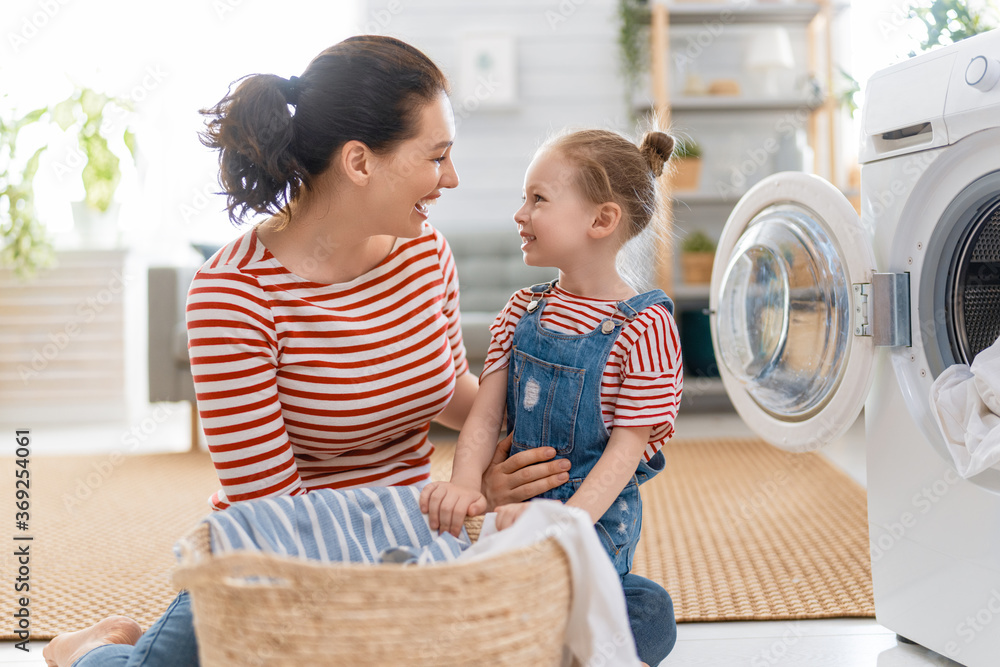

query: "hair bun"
(640, 131), (675, 178)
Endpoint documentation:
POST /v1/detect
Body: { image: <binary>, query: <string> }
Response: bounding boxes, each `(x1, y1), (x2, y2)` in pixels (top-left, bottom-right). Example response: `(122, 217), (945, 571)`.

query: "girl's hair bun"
(639, 131), (675, 178)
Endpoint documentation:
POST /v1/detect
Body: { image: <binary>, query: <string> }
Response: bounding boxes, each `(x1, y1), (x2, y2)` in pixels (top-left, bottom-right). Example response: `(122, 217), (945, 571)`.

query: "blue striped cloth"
(199, 486), (470, 565)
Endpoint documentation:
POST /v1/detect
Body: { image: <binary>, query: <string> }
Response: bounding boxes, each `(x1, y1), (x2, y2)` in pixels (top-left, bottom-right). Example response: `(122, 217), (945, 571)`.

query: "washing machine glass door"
(710, 172), (877, 452)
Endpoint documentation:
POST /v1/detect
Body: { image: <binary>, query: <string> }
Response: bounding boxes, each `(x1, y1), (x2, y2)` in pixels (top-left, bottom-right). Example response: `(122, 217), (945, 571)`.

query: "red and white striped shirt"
(186, 223), (468, 510)
(482, 285), (683, 461)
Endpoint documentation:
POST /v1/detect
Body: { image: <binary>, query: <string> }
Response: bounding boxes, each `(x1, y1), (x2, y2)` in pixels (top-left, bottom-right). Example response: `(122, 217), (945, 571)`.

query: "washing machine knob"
(966, 55), (1000, 91)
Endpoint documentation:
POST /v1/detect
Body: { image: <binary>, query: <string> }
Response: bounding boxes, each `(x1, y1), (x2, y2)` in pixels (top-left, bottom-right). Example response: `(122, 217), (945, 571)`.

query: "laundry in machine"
(707, 28), (1000, 667)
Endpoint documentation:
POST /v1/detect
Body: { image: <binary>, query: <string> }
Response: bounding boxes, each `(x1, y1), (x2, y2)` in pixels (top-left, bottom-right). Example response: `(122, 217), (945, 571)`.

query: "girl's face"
(514, 149), (597, 269)
(374, 91), (459, 237)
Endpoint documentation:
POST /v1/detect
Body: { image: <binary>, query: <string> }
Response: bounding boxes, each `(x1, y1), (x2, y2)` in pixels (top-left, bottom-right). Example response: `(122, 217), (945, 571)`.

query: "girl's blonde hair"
(542, 128), (675, 288)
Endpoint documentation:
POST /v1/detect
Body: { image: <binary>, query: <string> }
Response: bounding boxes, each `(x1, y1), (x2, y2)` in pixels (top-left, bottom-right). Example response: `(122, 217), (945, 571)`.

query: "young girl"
(421, 128), (682, 665)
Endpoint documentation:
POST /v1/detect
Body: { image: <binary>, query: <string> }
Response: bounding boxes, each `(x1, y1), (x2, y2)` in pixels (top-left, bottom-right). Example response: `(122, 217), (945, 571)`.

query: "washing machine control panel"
(966, 55), (1000, 91)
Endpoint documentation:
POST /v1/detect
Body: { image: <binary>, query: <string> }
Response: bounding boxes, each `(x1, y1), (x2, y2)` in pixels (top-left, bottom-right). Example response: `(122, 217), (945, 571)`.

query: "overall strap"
(615, 288), (674, 320)
(525, 278), (558, 314)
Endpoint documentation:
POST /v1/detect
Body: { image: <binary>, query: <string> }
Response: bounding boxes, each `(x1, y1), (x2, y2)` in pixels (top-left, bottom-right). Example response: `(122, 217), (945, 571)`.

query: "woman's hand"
(494, 502), (533, 531)
(420, 481), (487, 538)
(481, 433), (571, 510)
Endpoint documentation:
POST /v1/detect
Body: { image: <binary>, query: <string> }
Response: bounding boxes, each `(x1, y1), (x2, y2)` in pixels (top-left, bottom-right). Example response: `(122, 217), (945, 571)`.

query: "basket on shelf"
(670, 156), (702, 192)
(679, 231), (717, 285)
(680, 252), (714, 284)
(171, 516), (571, 667)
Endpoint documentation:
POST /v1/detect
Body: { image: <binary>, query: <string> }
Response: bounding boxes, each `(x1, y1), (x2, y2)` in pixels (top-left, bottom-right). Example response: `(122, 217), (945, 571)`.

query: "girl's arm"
(421, 367), (508, 535)
(566, 425), (651, 522)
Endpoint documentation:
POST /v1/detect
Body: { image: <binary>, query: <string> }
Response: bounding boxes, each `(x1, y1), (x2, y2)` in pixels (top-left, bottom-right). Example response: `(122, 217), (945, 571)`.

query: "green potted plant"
(680, 230), (716, 285)
(0, 103), (54, 281)
(670, 138), (703, 192)
(908, 0), (997, 53)
(51, 87), (136, 245)
(617, 0), (647, 118)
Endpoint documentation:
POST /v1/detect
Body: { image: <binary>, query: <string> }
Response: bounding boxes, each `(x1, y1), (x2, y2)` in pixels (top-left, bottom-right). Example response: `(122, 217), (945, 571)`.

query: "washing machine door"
(710, 172), (877, 452)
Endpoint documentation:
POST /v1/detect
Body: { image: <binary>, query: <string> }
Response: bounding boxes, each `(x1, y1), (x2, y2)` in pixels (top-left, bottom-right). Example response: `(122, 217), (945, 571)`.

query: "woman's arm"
(187, 267), (305, 510)
(493, 426), (650, 530)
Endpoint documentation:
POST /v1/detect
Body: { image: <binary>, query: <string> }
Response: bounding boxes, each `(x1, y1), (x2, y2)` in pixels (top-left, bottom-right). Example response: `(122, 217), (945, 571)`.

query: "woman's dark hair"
(199, 35), (449, 225)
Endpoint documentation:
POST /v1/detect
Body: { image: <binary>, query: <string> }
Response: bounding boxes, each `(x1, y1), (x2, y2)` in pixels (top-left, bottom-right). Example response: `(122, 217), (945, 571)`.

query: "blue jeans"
(72, 591), (198, 667)
(623, 573), (677, 666)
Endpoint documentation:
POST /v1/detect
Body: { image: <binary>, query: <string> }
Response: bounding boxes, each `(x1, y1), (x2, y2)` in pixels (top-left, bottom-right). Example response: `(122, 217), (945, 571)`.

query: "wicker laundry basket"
(171, 517), (572, 666)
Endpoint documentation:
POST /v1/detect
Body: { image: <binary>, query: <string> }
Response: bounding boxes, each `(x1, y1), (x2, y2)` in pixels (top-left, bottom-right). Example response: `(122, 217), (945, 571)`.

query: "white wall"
(361, 0), (631, 235)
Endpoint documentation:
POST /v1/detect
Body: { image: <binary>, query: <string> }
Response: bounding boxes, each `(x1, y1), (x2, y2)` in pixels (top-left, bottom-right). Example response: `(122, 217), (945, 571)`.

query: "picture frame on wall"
(456, 32), (518, 110)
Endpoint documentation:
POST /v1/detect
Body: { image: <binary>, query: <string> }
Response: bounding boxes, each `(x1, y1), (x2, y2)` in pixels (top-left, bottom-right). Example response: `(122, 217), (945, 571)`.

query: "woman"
(43, 35), (665, 667)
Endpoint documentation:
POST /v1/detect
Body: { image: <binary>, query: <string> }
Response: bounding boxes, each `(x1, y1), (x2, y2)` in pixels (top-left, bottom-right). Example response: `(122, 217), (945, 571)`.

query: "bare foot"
(43, 616), (142, 667)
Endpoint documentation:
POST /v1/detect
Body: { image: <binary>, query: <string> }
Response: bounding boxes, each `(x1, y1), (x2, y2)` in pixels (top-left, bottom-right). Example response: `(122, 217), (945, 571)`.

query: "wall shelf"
(668, 95), (823, 112)
(643, 0), (845, 411)
(653, 3), (822, 25)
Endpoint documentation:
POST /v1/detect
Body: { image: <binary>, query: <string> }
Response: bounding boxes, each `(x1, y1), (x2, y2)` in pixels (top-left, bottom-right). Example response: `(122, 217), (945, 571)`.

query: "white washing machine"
(708, 29), (1000, 666)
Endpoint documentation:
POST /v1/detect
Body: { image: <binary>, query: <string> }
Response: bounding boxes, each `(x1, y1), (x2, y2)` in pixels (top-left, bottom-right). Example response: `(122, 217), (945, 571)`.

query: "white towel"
(460, 500), (641, 667)
(930, 336), (1000, 478)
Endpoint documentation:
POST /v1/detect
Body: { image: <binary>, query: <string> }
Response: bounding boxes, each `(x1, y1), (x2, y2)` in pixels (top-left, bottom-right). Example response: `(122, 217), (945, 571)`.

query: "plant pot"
(681, 251), (714, 285)
(71, 201), (121, 248)
(671, 157), (702, 192)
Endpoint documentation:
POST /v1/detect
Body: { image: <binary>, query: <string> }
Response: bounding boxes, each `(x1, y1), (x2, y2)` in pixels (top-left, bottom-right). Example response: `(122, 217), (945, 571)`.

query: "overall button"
(601, 319), (615, 334)
(527, 300), (540, 312)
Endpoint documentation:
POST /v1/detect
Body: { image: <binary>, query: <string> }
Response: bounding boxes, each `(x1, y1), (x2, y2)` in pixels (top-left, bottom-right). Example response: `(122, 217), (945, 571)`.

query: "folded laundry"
(930, 335), (1000, 478)
(196, 486), (468, 564)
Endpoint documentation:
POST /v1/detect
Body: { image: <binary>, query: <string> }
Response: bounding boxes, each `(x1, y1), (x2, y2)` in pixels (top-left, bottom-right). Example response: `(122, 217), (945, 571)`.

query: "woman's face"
(373, 91), (459, 237)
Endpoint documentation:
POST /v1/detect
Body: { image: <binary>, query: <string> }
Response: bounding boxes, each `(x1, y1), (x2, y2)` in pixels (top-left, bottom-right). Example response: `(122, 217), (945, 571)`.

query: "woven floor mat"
(431, 437), (874, 622)
(2, 437), (872, 640)
(1, 452), (220, 641)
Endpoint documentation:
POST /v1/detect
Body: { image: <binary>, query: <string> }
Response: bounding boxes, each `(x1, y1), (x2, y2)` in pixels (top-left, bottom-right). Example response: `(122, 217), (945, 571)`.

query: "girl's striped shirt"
(186, 223), (468, 510)
(482, 284), (683, 461)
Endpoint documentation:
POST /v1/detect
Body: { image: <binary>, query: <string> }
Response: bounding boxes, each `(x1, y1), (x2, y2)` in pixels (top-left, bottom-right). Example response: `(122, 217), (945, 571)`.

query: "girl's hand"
(420, 481), (487, 538)
(494, 502), (533, 531)
(481, 433), (571, 510)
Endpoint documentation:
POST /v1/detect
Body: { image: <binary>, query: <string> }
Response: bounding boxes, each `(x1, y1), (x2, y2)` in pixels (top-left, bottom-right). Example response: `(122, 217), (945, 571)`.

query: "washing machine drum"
(947, 187), (1000, 365)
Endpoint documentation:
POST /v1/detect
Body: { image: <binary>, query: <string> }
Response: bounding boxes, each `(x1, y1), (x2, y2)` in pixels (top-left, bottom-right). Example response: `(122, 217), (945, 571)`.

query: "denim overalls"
(506, 280), (673, 576)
